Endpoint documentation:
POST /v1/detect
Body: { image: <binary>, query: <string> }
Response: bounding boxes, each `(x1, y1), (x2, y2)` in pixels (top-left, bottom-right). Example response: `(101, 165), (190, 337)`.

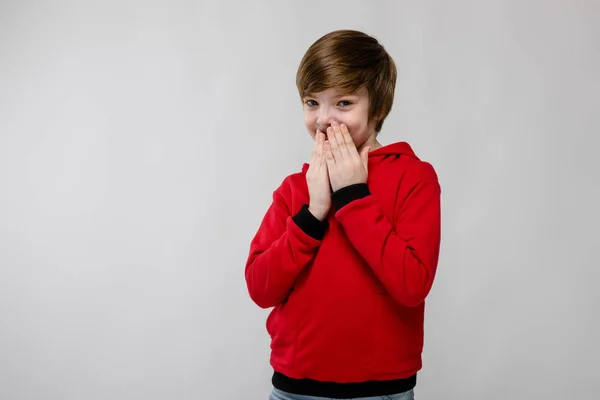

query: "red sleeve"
(245, 186), (326, 309)
(333, 163), (441, 307)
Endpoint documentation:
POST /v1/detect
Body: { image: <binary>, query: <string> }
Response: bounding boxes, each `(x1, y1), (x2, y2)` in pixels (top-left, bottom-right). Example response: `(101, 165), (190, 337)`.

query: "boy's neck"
(359, 138), (383, 153)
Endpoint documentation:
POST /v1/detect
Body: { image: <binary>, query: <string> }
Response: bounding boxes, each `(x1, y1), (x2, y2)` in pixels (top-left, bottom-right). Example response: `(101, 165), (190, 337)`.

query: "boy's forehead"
(306, 87), (367, 97)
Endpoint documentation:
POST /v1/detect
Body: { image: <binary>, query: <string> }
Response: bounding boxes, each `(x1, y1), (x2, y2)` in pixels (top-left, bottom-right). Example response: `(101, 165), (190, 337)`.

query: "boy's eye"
(305, 100), (318, 106)
(338, 101), (352, 107)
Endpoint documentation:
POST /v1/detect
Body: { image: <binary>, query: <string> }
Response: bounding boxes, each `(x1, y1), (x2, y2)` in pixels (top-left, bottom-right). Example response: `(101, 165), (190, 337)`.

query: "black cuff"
(332, 183), (371, 211)
(292, 204), (328, 240)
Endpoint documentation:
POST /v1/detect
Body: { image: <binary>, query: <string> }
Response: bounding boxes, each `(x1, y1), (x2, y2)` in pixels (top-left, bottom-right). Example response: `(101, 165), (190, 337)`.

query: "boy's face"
(302, 87), (378, 151)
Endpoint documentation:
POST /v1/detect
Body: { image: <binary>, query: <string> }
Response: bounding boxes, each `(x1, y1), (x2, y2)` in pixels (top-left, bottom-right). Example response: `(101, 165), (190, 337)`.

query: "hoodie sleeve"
(245, 184), (328, 309)
(332, 162), (441, 308)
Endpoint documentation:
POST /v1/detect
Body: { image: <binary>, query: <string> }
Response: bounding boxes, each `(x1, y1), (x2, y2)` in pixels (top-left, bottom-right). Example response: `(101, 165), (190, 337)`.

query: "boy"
(245, 30), (441, 400)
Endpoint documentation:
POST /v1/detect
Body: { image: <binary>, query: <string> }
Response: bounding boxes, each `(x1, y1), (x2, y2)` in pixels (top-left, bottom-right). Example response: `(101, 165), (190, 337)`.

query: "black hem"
(272, 372), (416, 398)
(331, 183), (371, 211)
(291, 204), (328, 240)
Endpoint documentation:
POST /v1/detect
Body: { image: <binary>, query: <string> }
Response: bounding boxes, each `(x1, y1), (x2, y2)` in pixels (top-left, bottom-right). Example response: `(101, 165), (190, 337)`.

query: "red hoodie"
(245, 142), (441, 397)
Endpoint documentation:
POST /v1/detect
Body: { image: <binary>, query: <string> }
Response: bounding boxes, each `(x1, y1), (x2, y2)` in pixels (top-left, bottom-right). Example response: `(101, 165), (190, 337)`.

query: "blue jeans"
(269, 387), (415, 400)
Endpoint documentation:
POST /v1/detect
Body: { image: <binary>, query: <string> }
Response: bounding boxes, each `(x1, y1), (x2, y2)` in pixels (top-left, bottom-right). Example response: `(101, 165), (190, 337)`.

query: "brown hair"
(296, 30), (397, 133)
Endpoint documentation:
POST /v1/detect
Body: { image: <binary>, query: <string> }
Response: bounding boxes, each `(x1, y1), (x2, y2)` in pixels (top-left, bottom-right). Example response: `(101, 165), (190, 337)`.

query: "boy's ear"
(371, 114), (383, 124)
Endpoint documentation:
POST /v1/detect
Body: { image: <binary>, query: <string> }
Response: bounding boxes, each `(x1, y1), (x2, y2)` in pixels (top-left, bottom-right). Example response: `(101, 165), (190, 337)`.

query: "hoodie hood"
(301, 141), (419, 174)
(368, 141), (417, 159)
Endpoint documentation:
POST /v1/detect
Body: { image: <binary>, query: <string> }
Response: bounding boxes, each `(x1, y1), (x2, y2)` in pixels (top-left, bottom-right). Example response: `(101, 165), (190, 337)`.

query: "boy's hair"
(296, 30), (397, 133)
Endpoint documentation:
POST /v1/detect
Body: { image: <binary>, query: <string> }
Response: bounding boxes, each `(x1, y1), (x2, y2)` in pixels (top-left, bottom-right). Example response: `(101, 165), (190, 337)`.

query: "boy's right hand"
(306, 130), (331, 221)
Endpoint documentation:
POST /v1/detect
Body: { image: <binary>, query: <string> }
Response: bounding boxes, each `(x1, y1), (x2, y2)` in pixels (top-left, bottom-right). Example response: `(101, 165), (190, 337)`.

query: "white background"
(1, 1), (599, 399)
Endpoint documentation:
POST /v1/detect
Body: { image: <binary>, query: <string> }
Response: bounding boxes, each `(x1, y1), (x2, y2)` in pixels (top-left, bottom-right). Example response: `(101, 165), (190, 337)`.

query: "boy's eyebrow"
(303, 91), (359, 98)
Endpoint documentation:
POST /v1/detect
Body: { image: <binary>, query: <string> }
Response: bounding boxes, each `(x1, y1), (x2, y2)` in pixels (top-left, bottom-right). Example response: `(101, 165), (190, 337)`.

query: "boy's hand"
(324, 122), (370, 192)
(306, 130), (331, 221)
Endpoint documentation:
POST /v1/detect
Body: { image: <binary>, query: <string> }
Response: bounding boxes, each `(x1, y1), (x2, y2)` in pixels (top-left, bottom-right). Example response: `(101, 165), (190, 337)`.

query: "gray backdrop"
(1, 1), (598, 399)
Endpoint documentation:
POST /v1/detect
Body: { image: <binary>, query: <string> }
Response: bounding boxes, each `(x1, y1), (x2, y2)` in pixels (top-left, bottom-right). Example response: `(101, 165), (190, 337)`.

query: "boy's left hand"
(324, 121), (370, 192)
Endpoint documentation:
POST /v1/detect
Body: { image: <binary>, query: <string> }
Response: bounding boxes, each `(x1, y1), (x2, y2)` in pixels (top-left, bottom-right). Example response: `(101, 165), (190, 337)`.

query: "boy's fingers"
(334, 124), (345, 147)
(332, 122), (349, 158)
(327, 127), (342, 159)
(316, 131), (323, 161)
(324, 140), (335, 164)
(340, 124), (356, 151)
(310, 131), (320, 165)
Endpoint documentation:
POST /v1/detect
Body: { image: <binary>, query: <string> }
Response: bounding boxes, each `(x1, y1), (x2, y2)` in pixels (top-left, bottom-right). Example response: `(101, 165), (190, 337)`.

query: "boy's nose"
(316, 113), (337, 130)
